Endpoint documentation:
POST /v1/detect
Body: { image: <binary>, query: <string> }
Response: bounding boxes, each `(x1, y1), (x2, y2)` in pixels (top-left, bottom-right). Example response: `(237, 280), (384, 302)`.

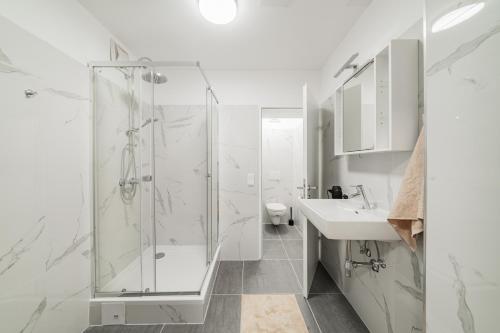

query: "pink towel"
(388, 128), (424, 251)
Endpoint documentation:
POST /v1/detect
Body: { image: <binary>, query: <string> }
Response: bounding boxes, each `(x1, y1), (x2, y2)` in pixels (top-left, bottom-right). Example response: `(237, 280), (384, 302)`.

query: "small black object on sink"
(327, 185), (343, 199)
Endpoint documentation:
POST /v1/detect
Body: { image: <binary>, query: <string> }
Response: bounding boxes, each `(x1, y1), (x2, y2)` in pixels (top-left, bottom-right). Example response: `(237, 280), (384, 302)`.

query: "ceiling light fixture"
(199, 0), (238, 25)
(431, 2), (485, 33)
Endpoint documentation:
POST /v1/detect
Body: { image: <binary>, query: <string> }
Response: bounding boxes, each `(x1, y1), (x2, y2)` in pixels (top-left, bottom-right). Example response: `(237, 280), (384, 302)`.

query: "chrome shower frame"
(88, 60), (219, 298)
(88, 61), (219, 103)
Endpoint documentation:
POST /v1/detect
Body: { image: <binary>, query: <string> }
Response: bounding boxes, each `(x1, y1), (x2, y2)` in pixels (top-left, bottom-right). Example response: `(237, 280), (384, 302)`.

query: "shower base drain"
(155, 252), (165, 260)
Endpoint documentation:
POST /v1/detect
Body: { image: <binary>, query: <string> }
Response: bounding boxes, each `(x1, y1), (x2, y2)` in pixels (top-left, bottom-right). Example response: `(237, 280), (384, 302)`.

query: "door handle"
(306, 185), (317, 199)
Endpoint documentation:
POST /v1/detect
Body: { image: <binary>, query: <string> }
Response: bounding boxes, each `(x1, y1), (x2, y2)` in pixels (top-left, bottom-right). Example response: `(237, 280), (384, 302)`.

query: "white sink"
(298, 199), (400, 241)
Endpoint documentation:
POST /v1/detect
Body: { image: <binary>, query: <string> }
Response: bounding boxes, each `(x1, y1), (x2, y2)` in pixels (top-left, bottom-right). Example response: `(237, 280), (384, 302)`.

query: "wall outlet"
(101, 302), (125, 325)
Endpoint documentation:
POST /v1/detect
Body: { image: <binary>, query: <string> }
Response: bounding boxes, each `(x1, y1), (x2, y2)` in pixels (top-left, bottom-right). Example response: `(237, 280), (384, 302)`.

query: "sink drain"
(155, 252), (165, 260)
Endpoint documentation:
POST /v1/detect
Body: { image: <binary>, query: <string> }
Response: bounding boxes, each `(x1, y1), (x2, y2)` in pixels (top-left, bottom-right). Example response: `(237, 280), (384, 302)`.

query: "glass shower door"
(138, 67), (155, 293)
(92, 62), (219, 296)
(208, 91), (219, 261)
(92, 65), (154, 294)
(152, 66), (211, 293)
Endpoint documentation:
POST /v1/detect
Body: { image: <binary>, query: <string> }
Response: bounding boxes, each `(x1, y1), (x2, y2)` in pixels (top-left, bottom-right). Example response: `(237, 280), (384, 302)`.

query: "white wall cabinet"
(334, 39), (418, 156)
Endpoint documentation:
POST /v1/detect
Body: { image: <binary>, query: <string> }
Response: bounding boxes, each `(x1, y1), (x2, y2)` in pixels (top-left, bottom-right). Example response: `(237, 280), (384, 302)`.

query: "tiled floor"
(262, 224), (303, 284)
(84, 224), (368, 333)
(242, 260), (301, 294)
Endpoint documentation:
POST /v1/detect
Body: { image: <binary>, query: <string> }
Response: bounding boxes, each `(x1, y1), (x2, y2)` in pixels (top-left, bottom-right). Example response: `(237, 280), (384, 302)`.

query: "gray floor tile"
(276, 224), (302, 239)
(307, 294), (369, 333)
(290, 260), (303, 287)
(203, 295), (241, 333)
(243, 260), (301, 294)
(213, 261), (243, 294)
(262, 240), (287, 259)
(162, 325), (202, 333)
(310, 263), (341, 294)
(283, 239), (303, 259)
(263, 224), (280, 239)
(295, 295), (321, 333)
(84, 325), (163, 333)
(163, 296), (240, 333)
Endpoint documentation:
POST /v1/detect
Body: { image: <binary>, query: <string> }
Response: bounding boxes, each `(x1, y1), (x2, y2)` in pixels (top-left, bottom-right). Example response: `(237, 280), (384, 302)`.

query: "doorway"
(260, 108), (304, 231)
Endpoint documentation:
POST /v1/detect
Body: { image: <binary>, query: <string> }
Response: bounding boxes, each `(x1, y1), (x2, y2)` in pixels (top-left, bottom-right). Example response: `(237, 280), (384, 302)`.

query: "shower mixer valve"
(119, 177), (140, 187)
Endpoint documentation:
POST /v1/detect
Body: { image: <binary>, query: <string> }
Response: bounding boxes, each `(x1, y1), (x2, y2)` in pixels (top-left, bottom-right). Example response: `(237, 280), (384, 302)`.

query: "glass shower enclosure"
(90, 61), (219, 296)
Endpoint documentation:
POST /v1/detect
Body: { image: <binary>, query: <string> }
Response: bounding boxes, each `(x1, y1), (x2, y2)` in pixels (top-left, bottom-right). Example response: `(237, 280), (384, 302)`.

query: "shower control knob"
(129, 178), (140, 185)
(119, 178), (140, 186)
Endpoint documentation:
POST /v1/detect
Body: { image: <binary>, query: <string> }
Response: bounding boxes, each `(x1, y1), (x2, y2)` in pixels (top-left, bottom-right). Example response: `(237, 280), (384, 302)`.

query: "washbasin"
(298, 199), (400, 241)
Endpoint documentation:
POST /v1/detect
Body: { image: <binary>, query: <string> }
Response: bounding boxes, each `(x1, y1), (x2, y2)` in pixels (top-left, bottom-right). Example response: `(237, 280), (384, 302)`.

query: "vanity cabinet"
(334, 39), (418, 155)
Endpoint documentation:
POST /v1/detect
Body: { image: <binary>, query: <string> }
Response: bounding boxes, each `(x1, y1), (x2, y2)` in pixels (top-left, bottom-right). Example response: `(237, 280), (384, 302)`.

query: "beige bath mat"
(241, 294), (309, 333)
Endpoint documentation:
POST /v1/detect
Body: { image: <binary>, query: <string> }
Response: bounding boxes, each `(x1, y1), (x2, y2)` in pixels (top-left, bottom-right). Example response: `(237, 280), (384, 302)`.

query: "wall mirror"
(342, 61), (375, 152)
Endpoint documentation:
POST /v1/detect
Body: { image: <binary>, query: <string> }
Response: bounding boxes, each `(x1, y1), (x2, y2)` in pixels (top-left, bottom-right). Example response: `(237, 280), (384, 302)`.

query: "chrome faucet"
(350, 185), (371, 209)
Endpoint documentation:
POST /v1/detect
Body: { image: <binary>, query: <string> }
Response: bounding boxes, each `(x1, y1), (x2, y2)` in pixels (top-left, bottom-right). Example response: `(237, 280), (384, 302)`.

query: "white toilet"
(266, 203), (287, 225)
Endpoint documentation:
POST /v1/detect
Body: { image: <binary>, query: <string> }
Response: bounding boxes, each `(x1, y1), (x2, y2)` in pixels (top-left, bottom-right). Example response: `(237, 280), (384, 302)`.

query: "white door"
(302, 84), (319, 200)
(300, 84), (320, 297)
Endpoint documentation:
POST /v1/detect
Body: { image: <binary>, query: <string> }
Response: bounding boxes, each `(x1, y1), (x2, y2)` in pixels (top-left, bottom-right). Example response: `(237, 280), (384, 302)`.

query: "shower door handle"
(119, 177), (140, 186)
(129, 178), (140, 185)
(142, 175), (152, 182)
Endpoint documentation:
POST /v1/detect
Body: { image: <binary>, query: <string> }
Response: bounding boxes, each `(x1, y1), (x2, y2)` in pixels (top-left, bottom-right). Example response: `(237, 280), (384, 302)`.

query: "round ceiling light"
(431, 2), (484, 33)
(199, 0), (237, 25)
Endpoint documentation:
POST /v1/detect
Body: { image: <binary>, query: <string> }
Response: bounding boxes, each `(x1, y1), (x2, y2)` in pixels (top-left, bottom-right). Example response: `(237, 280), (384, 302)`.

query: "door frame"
(259, 106), (304, 259)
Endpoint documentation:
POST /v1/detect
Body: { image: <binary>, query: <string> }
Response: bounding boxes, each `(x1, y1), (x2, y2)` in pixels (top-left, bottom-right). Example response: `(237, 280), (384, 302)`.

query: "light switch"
(247, 173), (255, 186)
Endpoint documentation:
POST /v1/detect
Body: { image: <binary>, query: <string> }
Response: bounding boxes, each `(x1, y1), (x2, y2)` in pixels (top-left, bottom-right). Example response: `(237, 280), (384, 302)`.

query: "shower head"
(142, 71), (168, 84)
(137, 57), (168, 84)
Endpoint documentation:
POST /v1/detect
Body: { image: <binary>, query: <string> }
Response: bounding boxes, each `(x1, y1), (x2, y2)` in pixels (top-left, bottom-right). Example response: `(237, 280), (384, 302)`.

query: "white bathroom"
(0, 1), (499, 333)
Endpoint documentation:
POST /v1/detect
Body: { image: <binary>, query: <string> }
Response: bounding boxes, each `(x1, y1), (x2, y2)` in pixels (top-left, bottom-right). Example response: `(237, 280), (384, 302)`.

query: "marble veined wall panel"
(262, 118), (303, 224)
(0, 16), (91, 333)
(425, 0), (500, 331)
(218, 105), (260, 260)
(154, 105), (208, 246)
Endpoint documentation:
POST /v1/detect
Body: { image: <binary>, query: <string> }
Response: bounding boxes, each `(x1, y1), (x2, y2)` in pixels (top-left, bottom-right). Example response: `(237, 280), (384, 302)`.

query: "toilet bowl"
(266, 203), (287, 225)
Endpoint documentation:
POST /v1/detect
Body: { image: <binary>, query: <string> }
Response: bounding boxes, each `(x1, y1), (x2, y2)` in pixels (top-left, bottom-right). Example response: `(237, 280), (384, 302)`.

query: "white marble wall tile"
(218, 105), (260, 260)
(321, 237), (424, 333)
(0, 17), (90, 333)
(262, 118), (303, 224)
(154, 105), (208, 246)
(425, 1), (500, 332)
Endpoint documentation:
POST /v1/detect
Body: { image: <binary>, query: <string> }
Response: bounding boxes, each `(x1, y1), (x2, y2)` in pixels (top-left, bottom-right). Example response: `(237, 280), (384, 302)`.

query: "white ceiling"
(79, 0), (371, 70)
